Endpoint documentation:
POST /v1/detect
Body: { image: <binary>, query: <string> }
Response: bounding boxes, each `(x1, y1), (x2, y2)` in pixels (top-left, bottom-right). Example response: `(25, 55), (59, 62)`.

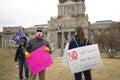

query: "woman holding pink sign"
(68, 26), (92, 80)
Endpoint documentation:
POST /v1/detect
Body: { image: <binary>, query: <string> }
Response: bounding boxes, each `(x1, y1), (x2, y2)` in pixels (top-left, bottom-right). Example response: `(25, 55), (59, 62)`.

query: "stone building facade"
(1, 24), (48, 48)
(0, 20), (116, 50)
(89, 20), (113, 35)
(88, 20), (114, 43)
(47, 0), (89, 53)
(1, 26), (23, 48)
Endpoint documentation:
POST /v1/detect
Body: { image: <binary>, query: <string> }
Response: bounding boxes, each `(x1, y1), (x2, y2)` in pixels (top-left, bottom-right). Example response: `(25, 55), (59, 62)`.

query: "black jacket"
(15, 46), (25, 61)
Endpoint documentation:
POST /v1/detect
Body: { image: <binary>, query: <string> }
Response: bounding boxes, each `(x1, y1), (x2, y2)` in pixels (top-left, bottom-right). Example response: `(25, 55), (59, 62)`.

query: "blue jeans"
(74, 70), (91, 80)
(18, 58), (29, 80)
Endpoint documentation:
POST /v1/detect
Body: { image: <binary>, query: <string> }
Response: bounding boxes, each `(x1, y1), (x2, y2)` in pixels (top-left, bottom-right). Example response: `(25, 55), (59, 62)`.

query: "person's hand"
(44, 47), (50, 52)
(25, 52), (30, 58)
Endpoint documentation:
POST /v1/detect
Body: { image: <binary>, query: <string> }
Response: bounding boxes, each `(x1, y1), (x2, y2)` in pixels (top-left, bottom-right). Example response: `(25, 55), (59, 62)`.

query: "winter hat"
(75, 26), (83, 32)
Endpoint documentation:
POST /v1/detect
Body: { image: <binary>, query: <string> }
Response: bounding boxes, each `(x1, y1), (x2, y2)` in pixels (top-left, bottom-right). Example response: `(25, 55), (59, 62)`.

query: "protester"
(26, 27), (51, 80)
(14, 37), (29, 80)
(68, 26), (92, 80)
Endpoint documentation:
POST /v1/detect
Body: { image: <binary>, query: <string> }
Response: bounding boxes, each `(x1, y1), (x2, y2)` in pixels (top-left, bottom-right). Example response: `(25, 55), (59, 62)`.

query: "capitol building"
(0, 0), (118, 55)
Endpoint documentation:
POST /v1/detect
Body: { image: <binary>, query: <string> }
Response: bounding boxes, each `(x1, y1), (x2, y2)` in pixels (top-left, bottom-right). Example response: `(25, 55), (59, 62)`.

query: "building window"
(64, 6), (75, 15)
(90, 35), (94, 39)
(64, 7), (68, 15)
(64, 33), (68, 40)
(69, 6), (75, 15)
(50, 34), (54, 41)
(98, 30), (102, 32)
(106, 29), (109, 31)
(91, 30), (94, 32)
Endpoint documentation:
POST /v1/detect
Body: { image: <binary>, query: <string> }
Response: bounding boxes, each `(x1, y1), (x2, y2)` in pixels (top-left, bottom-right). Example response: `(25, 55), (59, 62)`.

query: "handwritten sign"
(62, 43), (69, 66)
(67, 44), (103, 73)
(25, 45), (53, 75)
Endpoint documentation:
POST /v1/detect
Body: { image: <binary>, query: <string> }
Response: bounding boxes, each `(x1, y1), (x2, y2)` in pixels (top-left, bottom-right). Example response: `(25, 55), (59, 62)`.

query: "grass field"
(0, 48), (120, 80)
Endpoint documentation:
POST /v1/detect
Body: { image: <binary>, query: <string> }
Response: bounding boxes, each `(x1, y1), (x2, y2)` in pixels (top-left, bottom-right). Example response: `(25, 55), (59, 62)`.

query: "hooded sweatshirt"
(26, 37), (50, 53)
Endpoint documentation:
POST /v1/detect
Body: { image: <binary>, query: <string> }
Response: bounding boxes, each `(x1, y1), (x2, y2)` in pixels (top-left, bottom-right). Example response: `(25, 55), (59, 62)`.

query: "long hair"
(19, 37), (27, 47)
(19, 41), (26, 47)
(78, 30), (85, 45)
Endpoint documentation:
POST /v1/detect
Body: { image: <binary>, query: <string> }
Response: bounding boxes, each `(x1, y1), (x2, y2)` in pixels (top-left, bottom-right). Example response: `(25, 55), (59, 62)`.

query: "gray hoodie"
(26, 37), (50, 53)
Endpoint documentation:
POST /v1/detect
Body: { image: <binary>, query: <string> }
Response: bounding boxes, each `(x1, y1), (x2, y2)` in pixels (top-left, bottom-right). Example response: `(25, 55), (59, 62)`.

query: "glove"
(25, 52), (30, 58)
(44, 47), (50, 52)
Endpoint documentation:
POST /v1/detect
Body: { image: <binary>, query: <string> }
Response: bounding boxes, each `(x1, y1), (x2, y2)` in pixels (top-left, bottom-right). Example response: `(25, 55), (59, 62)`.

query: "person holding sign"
(26, 27), (51, 80)
(68, 26), (92, 80)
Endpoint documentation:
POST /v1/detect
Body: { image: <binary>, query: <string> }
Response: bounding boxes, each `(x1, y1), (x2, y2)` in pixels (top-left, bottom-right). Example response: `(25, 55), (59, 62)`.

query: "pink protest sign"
(25, 45), (53, 75)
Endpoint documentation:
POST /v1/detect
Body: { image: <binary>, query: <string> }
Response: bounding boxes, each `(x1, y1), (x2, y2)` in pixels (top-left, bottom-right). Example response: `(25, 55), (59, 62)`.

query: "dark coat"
(68, 35), (90, 50)
(14, 46), (25, 61)
(26, 37), (50, 53)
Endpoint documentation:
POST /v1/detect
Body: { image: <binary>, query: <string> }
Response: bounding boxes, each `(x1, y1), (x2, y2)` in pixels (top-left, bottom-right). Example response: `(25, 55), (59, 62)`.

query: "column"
(61, 31), (64, 53)
(68, 31), (71, 41)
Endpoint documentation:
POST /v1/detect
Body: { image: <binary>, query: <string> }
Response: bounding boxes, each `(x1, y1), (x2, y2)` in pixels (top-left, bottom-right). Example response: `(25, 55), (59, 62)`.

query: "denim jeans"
(18, 58), (29, 80)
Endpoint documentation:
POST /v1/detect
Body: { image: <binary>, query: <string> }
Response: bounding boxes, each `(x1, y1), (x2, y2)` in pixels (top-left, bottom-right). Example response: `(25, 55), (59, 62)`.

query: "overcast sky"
(0, 0), (120, 32)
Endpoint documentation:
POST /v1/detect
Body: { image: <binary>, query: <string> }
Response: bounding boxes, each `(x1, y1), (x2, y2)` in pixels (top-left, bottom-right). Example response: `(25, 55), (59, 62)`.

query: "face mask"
(36, 32), (43, 38)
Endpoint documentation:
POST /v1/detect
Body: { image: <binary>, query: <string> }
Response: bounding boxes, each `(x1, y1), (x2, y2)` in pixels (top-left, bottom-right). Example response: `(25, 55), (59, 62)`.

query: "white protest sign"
(62, 42), (69, 66)
(67, 44), (103, 73)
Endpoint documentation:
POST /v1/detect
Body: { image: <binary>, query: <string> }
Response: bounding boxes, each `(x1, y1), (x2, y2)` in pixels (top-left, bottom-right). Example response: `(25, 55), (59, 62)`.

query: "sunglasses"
(37, 30), (42, 32)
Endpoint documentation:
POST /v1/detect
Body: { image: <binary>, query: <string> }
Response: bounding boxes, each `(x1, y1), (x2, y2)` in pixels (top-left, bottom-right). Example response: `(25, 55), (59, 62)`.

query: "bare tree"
(94, 22), (120, 58)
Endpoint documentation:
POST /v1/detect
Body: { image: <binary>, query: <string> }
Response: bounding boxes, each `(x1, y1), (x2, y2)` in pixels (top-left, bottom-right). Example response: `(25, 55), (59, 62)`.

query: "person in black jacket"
(69, 26), (92, 80)
(14, 37), (29, 80)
